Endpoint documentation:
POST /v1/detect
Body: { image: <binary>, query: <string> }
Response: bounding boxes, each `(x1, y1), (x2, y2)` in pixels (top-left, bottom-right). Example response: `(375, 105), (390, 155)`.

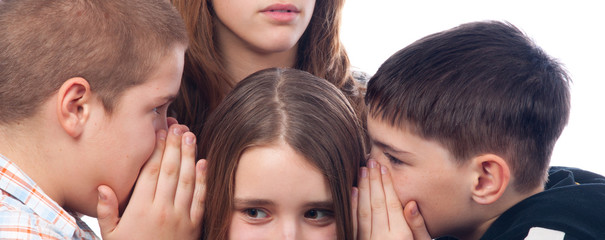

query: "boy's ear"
(57, 77), (92, 138)
(469, 154), (510, 205)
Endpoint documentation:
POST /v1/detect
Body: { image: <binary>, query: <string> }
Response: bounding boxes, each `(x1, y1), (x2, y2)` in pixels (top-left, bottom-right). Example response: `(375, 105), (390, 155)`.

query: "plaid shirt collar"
(0, 154), (81, 238)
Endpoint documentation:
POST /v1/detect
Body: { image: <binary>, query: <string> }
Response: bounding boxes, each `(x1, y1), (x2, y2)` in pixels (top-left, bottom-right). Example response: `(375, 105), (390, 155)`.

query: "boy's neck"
(0, 113), (68, 207)
(0, 119), (45, 165)
(217, 34), (298, 84)
(457, 185), (544, 240)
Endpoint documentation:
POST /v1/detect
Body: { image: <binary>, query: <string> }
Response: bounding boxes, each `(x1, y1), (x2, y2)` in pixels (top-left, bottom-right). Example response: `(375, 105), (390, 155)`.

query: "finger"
(352, 187), (359, 240)
(381, 165), (407, 236)
(368, 160), (389, 236)
(167, 117), (178, 128)
(404, 201), (432, 240)
(97, 185), (120, 237)
(130, 129), (166, 202)
(357, 167), (371, 240)
(155, 124), (187, 204)
(190, 159), (207, 225)
(174, 132), (197, 213)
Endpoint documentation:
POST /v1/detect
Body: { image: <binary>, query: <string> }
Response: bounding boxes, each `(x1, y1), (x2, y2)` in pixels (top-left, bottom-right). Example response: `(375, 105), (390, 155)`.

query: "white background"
(341, 0), (605, 176)
(85, 0), (605, 236)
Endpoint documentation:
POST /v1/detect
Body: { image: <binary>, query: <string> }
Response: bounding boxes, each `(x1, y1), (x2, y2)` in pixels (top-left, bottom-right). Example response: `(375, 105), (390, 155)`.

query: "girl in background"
(170, 0), (366, 140)
(199, 68), (366, 239)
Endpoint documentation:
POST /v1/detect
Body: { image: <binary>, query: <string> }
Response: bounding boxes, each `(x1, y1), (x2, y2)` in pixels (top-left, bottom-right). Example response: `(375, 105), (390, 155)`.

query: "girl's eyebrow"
(303, 200), (334, 209)
(233, 198), (275, 207)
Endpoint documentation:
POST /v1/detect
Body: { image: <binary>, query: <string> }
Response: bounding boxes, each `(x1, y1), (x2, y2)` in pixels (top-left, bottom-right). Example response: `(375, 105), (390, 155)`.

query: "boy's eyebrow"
(371, 137), (410, 155)
(233, 198), (275, 207)
(159, 94), (177, 103)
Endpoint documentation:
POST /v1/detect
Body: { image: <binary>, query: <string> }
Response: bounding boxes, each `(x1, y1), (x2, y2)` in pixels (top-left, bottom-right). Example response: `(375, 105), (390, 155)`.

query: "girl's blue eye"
(152, 107), (160, 114)
(243, 208), (269, 219)
(304, 209), (333, 220)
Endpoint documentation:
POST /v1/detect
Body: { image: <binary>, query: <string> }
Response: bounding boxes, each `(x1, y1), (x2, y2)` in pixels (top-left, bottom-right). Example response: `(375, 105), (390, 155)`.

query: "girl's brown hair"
(169, 0), (363, 138)
(200, 68), (366, 239)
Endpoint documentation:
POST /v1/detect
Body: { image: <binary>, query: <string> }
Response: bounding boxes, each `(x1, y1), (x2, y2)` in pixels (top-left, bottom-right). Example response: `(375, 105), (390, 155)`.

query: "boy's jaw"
(366, 114), (485, 238)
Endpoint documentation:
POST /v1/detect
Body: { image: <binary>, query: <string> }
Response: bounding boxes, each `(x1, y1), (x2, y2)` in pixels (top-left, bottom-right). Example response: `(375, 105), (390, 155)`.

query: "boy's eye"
(385, 152), (404, 165)
(153, 103), (169, 115)
(243, 208), (269, 219)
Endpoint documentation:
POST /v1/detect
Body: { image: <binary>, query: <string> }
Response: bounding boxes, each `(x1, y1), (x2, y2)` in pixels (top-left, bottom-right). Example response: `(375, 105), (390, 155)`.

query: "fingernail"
(98, 191), (106, 201)
(352, 188), (358, 198)
(410, 202), (418, 216)
(158, 130), (166, 141)
(360, 167), (368, 178)
(185, 134), (195, 145)
(173, 127), (183, 136)
(368, 160), (377, 169)
(198, 160), (207, 171)
(381, 165), (387, 175)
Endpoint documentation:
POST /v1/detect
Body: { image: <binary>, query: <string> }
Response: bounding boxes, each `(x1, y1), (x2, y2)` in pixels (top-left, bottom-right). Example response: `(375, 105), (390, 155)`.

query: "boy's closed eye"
(384, 152), (405, 165)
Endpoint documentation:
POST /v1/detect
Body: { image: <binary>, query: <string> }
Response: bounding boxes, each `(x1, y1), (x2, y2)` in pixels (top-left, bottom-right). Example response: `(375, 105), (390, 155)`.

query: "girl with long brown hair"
(170, 0), (365, 140)
(199, 68), (366, 239)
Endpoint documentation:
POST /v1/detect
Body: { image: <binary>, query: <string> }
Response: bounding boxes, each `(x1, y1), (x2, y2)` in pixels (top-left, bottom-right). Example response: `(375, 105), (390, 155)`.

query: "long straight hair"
(200, 68), (366, 240)
(169, 0), (364, 138)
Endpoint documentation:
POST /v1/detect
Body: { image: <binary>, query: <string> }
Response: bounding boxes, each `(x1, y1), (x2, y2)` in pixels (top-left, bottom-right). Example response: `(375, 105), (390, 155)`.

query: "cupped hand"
(96, 123), (207, 239)
(353, 159), (431, 240)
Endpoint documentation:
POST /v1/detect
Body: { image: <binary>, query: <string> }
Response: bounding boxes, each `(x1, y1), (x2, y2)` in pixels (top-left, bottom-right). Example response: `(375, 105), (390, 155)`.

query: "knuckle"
(358, 209), (371, 219)
(179, 177), (194, 188)
(161, 164), (179, 176)
(387, 200), (403, 210)
(371, 199), (386, 211)
(146, 163), (162, 177)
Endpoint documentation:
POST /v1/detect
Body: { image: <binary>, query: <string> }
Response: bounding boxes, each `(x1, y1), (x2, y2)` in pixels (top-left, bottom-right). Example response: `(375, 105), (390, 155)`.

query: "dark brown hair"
(366, 21), (571, 193)
(0, 0), (187, 124)
(200, 68), (366, 239)
(169, 0), (364, 138)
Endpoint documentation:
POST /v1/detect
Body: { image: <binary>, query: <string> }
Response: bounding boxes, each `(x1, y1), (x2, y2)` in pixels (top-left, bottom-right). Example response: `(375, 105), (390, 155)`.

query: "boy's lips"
(260, 3), (300, 22)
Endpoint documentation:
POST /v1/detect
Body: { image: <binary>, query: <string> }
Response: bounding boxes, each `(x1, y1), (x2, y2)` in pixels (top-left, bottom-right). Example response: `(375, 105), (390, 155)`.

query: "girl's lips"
(260, 3), (300, 23)
(260, 3), (300, 13)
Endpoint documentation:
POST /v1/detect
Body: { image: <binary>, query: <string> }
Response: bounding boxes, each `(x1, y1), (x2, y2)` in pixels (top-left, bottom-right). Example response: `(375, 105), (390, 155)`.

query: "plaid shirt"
(0, 154), (99, 239)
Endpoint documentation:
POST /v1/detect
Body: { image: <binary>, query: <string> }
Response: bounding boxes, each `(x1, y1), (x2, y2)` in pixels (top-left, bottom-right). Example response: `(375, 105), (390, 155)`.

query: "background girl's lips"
(260, 3), (300, 22)
(261, 3), (300, 13)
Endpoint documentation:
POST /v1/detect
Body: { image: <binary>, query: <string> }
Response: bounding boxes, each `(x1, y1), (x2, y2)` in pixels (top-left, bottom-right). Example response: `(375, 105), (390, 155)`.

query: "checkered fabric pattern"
(0, 154), (99, 239)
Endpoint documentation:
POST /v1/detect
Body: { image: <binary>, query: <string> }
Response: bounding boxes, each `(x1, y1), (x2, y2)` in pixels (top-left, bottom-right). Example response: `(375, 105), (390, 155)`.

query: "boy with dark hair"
(356, 21), (605, 239)
(0, 0), (205, 238)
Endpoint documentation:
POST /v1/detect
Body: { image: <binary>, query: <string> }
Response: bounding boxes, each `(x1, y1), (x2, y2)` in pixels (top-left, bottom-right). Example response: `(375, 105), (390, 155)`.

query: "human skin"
(213, 0), (315, 54)
(365, 115), (475, 237)
(212, 0), (316, 82)
(92, 45), (207, 239)
(67, 45), (188, 215)
(229, 141), (337, 240)
(0, 44), (207, 238)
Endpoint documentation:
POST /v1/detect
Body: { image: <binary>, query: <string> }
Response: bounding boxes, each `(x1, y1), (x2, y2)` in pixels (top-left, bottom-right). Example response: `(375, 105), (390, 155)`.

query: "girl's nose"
(280, 218), (300, 240)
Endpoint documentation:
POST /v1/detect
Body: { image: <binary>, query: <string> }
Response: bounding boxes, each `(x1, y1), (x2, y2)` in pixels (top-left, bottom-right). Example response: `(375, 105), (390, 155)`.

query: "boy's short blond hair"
(0, 0), (188, 124)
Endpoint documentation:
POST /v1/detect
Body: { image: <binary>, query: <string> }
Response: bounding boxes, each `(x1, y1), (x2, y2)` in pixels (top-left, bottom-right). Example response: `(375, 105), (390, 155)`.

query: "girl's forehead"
(234, 143), (332, 204)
